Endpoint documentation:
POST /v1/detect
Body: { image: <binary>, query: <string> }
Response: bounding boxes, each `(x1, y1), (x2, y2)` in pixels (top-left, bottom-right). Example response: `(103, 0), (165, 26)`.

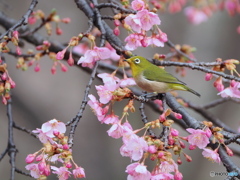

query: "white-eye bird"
(124, 56), (200, 97)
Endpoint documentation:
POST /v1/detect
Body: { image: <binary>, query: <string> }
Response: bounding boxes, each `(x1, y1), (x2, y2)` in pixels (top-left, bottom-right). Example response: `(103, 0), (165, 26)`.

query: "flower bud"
(25, 154), (36, 164)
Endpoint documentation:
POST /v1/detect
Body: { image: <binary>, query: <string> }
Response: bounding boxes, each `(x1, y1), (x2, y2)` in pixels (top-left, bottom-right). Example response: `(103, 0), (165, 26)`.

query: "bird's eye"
(134, 58), (141, 64)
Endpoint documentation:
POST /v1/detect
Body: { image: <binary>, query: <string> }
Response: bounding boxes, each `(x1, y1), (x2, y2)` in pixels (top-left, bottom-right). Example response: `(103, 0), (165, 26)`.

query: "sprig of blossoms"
(124, 0), (168, 51)
(25, 119), (85, 179)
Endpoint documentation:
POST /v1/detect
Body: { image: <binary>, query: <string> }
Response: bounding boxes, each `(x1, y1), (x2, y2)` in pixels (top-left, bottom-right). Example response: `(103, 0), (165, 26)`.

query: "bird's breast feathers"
(135, 73), (170, 93)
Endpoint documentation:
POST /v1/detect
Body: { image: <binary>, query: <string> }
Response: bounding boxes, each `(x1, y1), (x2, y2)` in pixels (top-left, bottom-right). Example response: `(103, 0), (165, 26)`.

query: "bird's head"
(124, 56), (149, 77)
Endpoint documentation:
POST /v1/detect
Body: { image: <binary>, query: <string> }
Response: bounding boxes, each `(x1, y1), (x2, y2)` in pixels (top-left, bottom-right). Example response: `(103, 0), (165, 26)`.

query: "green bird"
(124, 56), (200, 97)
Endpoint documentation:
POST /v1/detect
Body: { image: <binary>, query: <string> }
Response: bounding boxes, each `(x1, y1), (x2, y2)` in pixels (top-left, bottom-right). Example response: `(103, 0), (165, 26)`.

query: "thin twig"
(139, 102), (155, 137)
(0, 0), (38, 40)
(7, 97), (18, 180)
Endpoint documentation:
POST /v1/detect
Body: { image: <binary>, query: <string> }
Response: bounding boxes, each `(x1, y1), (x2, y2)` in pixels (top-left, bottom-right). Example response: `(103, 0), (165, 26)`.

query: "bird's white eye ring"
(134, 58), (141, 64)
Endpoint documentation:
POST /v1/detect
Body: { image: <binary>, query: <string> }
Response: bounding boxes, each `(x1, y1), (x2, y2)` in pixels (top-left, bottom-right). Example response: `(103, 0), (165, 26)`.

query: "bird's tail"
(185, 87), (201, 97)
(171, 84), (201, 97)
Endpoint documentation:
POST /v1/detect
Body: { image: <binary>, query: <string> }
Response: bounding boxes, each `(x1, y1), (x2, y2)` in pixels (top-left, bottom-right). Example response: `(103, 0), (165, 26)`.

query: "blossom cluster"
(0, 63), (16, 105)
(203, 59), (240, 98)
(28, 9), (71, 36)
(123, 0), (168, 51)
(25, 119), (85, 180)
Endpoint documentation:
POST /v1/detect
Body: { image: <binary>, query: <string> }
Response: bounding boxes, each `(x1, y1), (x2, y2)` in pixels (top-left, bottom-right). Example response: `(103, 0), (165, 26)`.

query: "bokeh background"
(0, 0), (240, 179)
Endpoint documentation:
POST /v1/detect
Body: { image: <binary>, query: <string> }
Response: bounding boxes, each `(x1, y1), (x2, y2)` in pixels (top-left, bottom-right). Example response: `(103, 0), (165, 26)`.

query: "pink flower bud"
(38, 161), (46, 172)
(170, 128), (179, 136)
(184, 153), (192, 162)
(177, 157), (182, 165)
(28, 60), (34, 67)
(34, 64), (40, 72)
(61, 17), (71, 23)
(157, 151), (164, 158)
(25, 154), (36, 164)
(43, 40), (51, 47)
(179, 140), (185, 149)
(9, 79), (16, 88)
(141, 37), (148, 47)
(12, 31), (19, 39)
(205, 73), (213, 81)
(28, 16), (37, 24)
(65, 162), (72, 168)
(43, 165), (51, 176)
(225, 146), (233, 156)
(158, 32), (168, 42)
(56, 27), (63, 35)
(36, 45), (43, 51)
(113, 27), (120, 36)
(174, 112), (182, 119)
(168, 135), (174, 145)
(67, 53), (74, 66)
(189, 144), (196, 150)
(148, 145), (157, 154)
(51, 66), (56, 75)
(174, 170), (183, 180)
(60, 63), (68, 72)
(205, 128), (212, 138)
(1, 72), (7, 80)
(53, 129), (60, 137)
(36, 154), (43, 161)
(214, 77), (224, 92)
(56, 48), (67, 60)
(63, 144), (69, 150)
(16, 46), (22, 55)
(114, 19), (120, 26)
(159, 114), (166, 122)
(230, 80), (236, 87)
(2, 96), (7, 105)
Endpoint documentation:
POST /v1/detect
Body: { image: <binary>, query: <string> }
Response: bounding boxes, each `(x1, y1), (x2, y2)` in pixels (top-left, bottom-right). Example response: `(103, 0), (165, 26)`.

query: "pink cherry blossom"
(174, 170), (183, 180)
(202, 148), (221, 164)
(73, 43), (89, 55)
(96, 85), (116, 104)
(73, 166), (86, 178)
(131, 0), (145, 11)
(41, 119), (66, 138)
(159, 160), (178, 173)
(147, 35), (164, 47)
(32, 128), (50, 144)
(151, 172), (174, 180)
(25, 163), (41, 179)
(119, 77), (136, 88)
(51, 166), (71, 180)
(88, 94), (109, 121)
(137, 9), (161, 31)
(77, 46), (111, 68)
(107, 121), (133, 139)
(186, 128), (211, 149)
(126, 163), (151, 180)
(97, 73), (120, 91)
(148, 145), (157, 154)
(184, 6), (208, 25)
(120, 134), (148, 161)
(105, 43), (120, 61)
(218, 82), (240, 98)
(125, 33), (143, 51)
(102, 113), (119, 124)
(107, 122), (125, 139)
(124, 14), (142, 33)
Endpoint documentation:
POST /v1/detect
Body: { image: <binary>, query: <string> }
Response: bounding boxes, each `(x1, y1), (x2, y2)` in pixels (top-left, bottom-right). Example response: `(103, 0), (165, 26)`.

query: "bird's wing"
(143, 67), (186, 85)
